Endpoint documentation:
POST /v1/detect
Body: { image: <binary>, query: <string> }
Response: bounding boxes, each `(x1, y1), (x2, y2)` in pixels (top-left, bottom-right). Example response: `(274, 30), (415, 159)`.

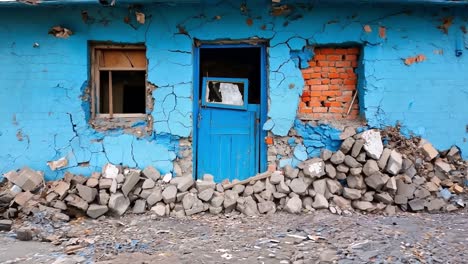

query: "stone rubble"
(0, 126), (466, 224)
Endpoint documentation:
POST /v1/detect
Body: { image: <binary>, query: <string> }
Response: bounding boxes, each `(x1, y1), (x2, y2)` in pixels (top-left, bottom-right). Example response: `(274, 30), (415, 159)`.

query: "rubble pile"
(0, 127), (467, 223)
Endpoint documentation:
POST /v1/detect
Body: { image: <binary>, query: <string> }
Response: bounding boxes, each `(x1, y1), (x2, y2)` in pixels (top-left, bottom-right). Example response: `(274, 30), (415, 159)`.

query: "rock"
(289, 178), (307, 194)
(14, 167), (44, 191)
(230, 184), (243, 194)
(13, 191), (33, 206)
(237, 196), (258, 216)
(258, 201), (276, 214)
(344, 155), (361, 168)
(99, 178), (112, 189)
(377, 148), (391, 170)
(87, 204), (108, 219)
(361, 129), (383, 159)
(76, 184), (97, 203)
(121, 171), (140, 197)
(396, 179), (416, 199)
(270, 171), (284, 184)
(330, 151), (345, 165)
(326, 179), (342, 195)
(209, 206), (223, 214)
(362, 191), (375, 202)
(414, 187), (431, 199)
(108, 192), (130, 216)
(132, 199), (146, 214)
(340, 126), (356, 139)
(196, 180), (216, 192)
(347, 175), (366, 189)
(394, 195), (408, 205)
(446, 146), (461, 161)
(66, 194), (89, 211)
(86, 177), (99, 188)
(253, 180), (265, 193)
(162, 185), (177, 204)
(53, 200), (67, 210)
(363, 160), (379, 177)
(198, 188), (214, 202)
(182, 193), (198, 210)
(425, 182), (439, 192)
(374, 192), (393, 204)
(223, 190), (239, 211)
(336, 164), (349, 173)
(320, 149), (333, 161)
(243, 185), (254, 196)
(385, 205), (396, 215)
(302, 196), (313, 208)
(0, 220), (12, 231)
(302, 158), (326, 178)
(340, 137), (355, 154)
(142, 178), (155, 189)
(142, 166), (161, 181)
(352, 201), (375, 211)
(421, 142), (438, 160)
(175, 176), (194, 192)
(211, 195), (224, 207)
(285, 196), (302, 213)
(408, 199), (425, 211)
(351, 139), (364, 158)
(151, 203), (166, 217)
(333, 195), (352, 209)
(186, 200), (205, 216)
(451, 184), (464, 194)
(51, 181), (70, 199)
(277, 180), (290, 193)
(16, 228), (33, 241)
(434, 159), (451, 173)
(99, 190), (110, 205)
(284, 165), (299, 178)
(162, 173), (172, 183)
(386, 150), (403, 175)
(365, 173), (389, 191)
(325, 164), (336, 178)
(312, 193), (329, 209)
(426, 198), (446, 212)
(343, 187), (362, 200)
(313, 179), (327, 195)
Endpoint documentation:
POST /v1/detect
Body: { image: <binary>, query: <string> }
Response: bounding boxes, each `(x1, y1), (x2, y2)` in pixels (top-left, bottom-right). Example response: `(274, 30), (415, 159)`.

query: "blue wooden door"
(197, 103), (259, 182)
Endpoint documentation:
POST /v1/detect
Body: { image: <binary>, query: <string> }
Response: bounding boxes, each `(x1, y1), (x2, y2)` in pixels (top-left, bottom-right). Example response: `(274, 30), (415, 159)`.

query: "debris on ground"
(0, 126), (466, 226)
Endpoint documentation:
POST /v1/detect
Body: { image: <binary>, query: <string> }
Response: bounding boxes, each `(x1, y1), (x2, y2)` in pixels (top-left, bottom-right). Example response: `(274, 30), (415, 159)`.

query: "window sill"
(90, 114), (152, 136)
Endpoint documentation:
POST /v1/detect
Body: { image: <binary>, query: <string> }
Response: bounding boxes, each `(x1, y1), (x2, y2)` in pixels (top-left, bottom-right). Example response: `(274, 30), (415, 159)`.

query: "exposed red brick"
(299, 47), (360, 120)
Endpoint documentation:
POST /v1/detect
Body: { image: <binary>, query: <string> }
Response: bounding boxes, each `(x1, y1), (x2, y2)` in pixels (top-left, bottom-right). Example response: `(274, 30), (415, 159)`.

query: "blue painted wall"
(1, 1), (467, 180)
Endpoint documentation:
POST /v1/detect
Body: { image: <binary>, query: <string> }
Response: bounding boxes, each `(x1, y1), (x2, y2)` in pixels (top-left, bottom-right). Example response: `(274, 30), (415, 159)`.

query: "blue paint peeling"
(294, 120), (343, 158)
(0, 1), (467, 181)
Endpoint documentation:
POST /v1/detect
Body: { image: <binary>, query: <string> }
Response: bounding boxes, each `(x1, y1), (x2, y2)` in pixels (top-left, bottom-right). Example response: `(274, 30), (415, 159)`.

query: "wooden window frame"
(90, 44), (147, 119)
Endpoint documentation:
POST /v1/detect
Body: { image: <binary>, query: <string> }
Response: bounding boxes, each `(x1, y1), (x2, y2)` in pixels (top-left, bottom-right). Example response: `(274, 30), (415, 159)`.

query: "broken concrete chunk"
(352, 201), (374, 211)
(377, 148), (392, 170)
(99, 178), (112, 189)
(302, 158), (326, 178)
(340, 126), (356, 140)
(285, 196), (302, 213)
(283, 165), (299, 179)
(108, 192), (130, 216)
(320, 149), (333, 161)
(365, 173), (389, 191)
(87, 204), (108, 219)
(343, 188), (362, 200)
(102, 163), (119, 179)
(51, 181), (70, 199)
(363, 160), (379, 177)
(344, 155), (361, 168)
(142, 178), (155, 189)
(15, 167), (43, 191)
(174, 176), (194, 192)
(132, 199), (147, 214)
(122, 170), (140, 197)
(198, 188), (214, 202)
(47, 157), (68, 171)
(330, 151), (345, 165)
(142, 166), (161, 181)
(361, 129), (384, 159)
(289, 178), (307, 194)
(340, 137), (355, 154)
(76, 184), (97, 203)
(351, 139), (364, 158)
(347, 175), (366, 190)
(325, 163), (336, 178)
(66, 194), (89, 212)
(421, 142), (439, 160)
(386, 150), (403, 175)
(162, 185), (177, 204)
(312, 193), (329, 209)
(408, 199), (425, 211)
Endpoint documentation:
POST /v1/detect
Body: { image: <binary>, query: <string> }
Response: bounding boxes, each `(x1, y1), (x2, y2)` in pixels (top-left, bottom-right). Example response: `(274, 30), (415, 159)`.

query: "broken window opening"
(90, 44), (147, 118)
(199, 47), (261, 105)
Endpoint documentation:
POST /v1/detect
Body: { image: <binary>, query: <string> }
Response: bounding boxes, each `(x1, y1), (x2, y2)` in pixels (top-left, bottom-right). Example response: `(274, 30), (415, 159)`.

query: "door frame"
(192, 42), (268, 180)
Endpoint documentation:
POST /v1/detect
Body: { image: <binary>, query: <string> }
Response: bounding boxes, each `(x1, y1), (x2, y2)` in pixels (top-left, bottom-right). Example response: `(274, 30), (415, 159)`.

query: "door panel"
(197, 105), (258, 182)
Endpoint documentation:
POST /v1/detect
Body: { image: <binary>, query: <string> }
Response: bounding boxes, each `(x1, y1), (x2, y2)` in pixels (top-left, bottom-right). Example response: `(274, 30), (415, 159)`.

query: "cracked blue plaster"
(1, 1), (468, 181)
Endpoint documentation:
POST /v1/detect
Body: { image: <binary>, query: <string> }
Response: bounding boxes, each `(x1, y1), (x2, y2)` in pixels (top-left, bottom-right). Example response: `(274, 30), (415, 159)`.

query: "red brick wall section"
(299, 47), (360, 120)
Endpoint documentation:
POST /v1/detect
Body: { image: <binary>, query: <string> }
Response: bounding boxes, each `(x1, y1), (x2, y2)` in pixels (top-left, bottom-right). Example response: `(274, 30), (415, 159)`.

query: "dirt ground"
(0, 209), (467, 264)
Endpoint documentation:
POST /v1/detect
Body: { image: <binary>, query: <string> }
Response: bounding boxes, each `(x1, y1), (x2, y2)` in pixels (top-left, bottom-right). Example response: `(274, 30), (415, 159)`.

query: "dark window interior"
(99, 71), (146, 114)
(199, 47), (261, 104)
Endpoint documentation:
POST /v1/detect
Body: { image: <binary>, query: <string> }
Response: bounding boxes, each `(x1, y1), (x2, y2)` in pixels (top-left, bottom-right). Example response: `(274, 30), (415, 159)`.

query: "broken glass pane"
(206, 81), (244, 106)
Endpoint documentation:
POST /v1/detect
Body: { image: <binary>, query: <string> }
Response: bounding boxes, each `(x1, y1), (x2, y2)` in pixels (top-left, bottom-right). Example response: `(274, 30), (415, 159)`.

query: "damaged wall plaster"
(0, 2), (467, 180)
